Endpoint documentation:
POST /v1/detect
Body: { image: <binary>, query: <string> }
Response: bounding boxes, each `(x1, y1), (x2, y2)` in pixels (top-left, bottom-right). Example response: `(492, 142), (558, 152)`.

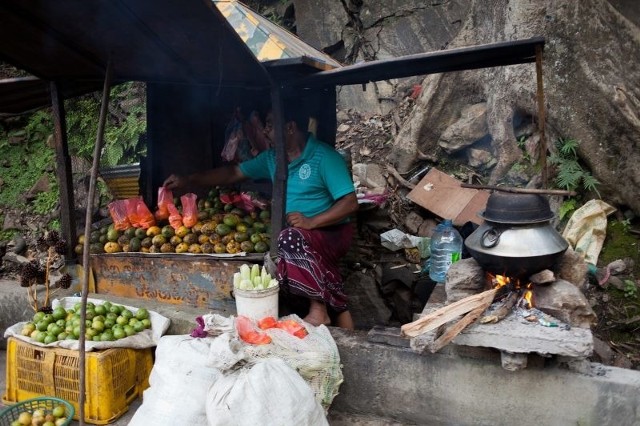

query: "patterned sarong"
(276, 223), (354, 313)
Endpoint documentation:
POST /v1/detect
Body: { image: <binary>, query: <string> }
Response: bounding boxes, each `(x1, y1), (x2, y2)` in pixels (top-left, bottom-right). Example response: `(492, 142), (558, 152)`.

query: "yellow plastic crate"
(2, 337), (153, 425)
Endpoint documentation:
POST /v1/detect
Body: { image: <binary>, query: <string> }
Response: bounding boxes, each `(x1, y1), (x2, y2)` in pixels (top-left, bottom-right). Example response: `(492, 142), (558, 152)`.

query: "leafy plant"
(549, 138), (600, 221)
(623, 279), (639, 299)
(558, 198), (578, 221)
(549, 138), (600, 195)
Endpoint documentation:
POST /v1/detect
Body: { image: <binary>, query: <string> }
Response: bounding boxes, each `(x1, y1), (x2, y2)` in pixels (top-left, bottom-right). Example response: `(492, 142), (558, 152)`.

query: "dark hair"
(282, 99), (309, 132)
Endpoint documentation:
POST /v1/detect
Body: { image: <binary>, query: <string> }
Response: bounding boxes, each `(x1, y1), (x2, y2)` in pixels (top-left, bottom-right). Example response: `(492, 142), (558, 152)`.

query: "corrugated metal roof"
(0, 0), (270, 88)
(213, 0), (340, 69)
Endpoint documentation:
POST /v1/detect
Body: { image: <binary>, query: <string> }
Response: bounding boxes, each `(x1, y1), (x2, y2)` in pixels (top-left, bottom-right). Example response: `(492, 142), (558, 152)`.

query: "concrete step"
(3, 288), (640, 425)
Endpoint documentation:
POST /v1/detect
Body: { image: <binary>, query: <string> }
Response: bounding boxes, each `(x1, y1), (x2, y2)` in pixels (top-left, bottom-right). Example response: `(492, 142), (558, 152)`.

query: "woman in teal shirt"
(164, 108), (358, 329)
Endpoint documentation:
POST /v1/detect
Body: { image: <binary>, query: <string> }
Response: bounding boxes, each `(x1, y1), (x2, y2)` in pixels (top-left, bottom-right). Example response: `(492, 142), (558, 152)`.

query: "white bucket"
(234, 285), (279, 320)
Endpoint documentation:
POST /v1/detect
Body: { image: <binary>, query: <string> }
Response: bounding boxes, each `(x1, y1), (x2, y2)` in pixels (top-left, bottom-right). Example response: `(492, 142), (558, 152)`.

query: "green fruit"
(135, 227), (147, 239)
(36, 320), (48, 332)
(141, 318), (151, 329)
(121, 309), (133, 319)
(151, 234), (166, 247)
(116, 316), (128, 326)
(92, 320), (105, 332)
(52, 307), (66, 321)
(94, 305), (107, 316)
(259, 210), (270, 220)
(89, 243), (104, 254)
(254, 241), (269, 253)
(107, 229), (120, 242)
(215, 224), (232, 236)
(161, 225), (175, 239)
(125, 227), (137, 239)
(33, 311), (45, 323)
(129, 237), (142, 252)
(135, 308), (149, 320)
(110, 305), (123, 315)
(113, 328), (126, 340)
(124, 325), (136, 337)
(240, 240), (254, 253)
(100, 330), (115, 341)
(43, 334), (57, 344)
(104, 319), (115, 329)
(133, 321), (145, 333)
(141, 237), (153, 249)
(90, 231), (101, 243)
(223, 214), (239, 227)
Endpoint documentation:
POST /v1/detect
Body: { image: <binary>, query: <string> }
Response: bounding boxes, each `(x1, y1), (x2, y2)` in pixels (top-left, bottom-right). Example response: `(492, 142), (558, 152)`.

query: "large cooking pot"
(465, 192), (569, 277)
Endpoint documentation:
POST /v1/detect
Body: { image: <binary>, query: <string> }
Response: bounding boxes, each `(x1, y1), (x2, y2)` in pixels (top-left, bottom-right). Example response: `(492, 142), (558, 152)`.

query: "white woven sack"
(206, 358), (328, 426)
(129, 335), (221, 426)
(242, 315), (344, 409)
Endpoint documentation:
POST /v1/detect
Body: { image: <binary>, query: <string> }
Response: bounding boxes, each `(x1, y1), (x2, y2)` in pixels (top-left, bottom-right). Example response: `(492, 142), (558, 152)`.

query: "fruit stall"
(82, 187), (272, 311)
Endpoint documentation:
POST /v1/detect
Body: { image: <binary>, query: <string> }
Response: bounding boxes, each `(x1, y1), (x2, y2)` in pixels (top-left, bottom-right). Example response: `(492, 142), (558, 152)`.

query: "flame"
(523, 283), (534, 309)
(488, 273), (535, 308)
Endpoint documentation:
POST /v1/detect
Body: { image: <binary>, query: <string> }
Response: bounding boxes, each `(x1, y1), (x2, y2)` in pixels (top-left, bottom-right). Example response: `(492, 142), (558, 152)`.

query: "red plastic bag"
(167, 203), (183, 230)
(125, 197), (156, 229)
(108, 200), (131, 231)
(155, 186), (174, 221)
(180, 193), (198, 228)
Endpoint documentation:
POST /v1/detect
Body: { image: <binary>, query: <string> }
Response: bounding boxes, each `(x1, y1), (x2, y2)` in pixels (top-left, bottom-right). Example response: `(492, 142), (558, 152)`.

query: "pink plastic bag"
(181, 193), (198, 228)
(155, 186), (174, 221)
(125, 197), (156, 229)
(108, 200), (131, 231)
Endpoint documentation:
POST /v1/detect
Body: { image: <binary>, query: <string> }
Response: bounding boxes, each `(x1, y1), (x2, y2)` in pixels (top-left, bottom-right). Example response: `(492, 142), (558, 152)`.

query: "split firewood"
(529, 269), (555, 285)
(429, 301), (493, 353)
(401, 288), (497, 338)
(479, 291), (518, 324)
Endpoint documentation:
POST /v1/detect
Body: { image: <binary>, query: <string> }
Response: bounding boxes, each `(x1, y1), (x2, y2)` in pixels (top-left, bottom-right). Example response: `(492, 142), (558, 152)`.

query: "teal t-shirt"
(239, 135), (355, 218)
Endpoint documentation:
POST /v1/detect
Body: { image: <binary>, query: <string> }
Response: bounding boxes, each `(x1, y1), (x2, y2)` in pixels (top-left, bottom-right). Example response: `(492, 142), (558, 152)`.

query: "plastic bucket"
(234, 285), (279, 320)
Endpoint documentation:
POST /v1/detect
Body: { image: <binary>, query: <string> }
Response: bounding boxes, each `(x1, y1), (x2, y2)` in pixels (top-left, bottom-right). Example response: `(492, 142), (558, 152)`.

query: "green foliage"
(549, 138), (600, 195)
(623, 280), (639, 299)
(0, 82), (146, 237)
(558, 198), (578, 221)
(548, 138), (601, 223)
(66, 82), (147, 167)
(0, 124), (55, 210)
(31, 176), (60, 215)
(515, 135), (531, 163)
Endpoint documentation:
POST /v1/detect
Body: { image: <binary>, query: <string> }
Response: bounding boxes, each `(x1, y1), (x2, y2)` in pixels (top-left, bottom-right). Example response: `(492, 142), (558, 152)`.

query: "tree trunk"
(392, 0), (640, 212)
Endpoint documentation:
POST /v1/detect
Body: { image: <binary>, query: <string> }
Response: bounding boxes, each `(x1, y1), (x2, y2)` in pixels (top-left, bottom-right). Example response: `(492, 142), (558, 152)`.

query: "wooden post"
(269, 83), (286, 254)
(50, 82), (76, 259)
(535, 45), (547, 188)
(79, 60), (113, 426)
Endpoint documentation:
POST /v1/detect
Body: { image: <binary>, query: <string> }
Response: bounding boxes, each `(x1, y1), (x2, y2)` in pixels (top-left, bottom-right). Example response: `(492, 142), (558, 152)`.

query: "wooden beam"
(79, 60), (113, 426)
(50, 82), (76, 259)
(269, 83), (286, 254)
(535, 45), (548, 188)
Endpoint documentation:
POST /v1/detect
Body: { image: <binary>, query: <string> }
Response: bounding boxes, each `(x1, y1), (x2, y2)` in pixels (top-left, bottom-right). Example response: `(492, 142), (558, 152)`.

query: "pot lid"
(479, 192), (554, 224)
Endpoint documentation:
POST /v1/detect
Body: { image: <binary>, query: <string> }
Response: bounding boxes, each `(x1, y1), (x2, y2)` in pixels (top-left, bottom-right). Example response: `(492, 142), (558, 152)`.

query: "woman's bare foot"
(304, 299), (331, 326)
(335, 310), (354, 330)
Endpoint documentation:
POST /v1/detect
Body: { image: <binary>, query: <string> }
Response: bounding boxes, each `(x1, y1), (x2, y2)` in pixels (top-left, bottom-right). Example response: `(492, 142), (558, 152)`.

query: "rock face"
(293, 0), (471, 113)
(290, 0), (640, 213)
(444, 257), (485, 303)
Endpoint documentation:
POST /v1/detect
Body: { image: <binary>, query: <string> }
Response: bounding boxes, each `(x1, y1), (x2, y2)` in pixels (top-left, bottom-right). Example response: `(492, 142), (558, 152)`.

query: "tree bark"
(392, 0), (640, 212)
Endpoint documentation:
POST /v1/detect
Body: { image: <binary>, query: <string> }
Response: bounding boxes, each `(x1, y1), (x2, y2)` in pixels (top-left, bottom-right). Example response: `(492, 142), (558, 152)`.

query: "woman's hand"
(287, 212), (314, 230)
(163, 174), (187, 190)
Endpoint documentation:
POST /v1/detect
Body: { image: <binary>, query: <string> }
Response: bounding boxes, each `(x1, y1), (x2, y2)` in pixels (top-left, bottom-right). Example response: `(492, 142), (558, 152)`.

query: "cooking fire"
(483, 273), (562, 328)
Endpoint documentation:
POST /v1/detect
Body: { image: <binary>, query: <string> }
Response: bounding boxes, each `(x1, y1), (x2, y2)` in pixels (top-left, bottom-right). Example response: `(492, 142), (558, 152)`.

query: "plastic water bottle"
(429, 219), (463, 283)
